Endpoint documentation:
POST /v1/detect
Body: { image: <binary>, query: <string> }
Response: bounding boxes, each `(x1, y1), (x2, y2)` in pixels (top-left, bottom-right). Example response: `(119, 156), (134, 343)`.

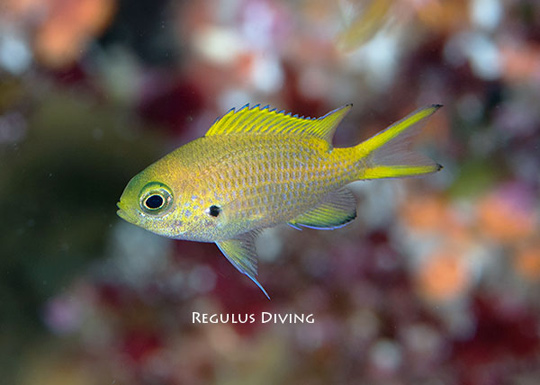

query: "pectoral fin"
(216, 230), (270, 299)
(288, 187), (357, 230)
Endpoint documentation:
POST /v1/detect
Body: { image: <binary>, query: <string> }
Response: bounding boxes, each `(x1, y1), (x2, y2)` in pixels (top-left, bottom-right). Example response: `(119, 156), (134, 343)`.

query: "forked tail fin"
(356, 105), (443, 179)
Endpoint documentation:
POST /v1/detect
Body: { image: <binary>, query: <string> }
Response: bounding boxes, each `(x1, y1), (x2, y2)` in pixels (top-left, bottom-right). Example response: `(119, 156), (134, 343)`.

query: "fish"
(117, 104), (442, 298)
(336, 0), (394, 52)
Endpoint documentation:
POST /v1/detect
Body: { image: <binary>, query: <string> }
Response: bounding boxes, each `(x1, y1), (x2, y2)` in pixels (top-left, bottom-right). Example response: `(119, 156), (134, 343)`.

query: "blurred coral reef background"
(1, 0), (539, 384)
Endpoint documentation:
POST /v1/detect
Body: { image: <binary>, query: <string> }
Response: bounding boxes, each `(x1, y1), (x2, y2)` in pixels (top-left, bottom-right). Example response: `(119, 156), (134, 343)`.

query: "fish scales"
(117, 104), (442, 298)
(206, 136), (343, 227)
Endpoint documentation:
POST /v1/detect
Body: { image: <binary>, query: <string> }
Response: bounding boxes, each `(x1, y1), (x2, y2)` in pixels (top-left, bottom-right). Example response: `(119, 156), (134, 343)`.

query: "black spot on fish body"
(208, 205), (221, 217)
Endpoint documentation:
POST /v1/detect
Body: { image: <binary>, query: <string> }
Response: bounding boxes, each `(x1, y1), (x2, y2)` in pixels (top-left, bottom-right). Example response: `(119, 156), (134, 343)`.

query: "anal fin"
(288, 187), (357, 230)
(216, 230), (270, 299)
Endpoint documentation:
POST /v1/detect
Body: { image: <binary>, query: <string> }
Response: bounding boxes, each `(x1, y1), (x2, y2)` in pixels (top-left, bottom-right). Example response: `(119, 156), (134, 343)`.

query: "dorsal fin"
(205, 104), (352, 144)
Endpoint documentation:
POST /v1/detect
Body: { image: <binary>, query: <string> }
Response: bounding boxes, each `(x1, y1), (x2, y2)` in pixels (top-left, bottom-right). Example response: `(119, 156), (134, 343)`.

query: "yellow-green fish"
(117, 104), (442, 298)
(336, 0), (394, 52)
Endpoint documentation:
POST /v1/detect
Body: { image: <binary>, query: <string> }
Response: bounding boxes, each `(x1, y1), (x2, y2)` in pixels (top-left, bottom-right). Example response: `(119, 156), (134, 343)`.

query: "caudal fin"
(356, 105), (443, 179)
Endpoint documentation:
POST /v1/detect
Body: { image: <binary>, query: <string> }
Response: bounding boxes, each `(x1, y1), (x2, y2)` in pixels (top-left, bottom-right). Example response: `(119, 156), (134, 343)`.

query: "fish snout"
(116, 201), (131, 222)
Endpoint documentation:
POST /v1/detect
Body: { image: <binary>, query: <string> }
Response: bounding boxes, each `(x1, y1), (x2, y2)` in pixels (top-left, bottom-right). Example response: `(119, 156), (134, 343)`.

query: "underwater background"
(1, 0), (539, 384)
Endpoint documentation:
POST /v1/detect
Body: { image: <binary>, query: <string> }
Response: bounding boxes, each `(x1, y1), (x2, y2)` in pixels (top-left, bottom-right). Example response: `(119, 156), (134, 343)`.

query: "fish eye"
(145, 194), (164, 210)
(139, 182), (173, 215)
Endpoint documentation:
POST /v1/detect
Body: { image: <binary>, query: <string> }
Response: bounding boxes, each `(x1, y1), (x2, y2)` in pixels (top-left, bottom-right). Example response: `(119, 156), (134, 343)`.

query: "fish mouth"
(116, 201), (130, 221)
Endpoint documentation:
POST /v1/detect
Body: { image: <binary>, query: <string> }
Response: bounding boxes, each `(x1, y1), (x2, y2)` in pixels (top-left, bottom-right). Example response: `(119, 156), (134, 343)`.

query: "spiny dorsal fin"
(205, 104), (352, 144)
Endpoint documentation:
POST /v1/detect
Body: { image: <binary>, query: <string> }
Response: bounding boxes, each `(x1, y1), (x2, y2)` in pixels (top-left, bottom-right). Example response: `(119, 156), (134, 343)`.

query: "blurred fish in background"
(1, 0), (540, 384)
(335, 0), (395, 52)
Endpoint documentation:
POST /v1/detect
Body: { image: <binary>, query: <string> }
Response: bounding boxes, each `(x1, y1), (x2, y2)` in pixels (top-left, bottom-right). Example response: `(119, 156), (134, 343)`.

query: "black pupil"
(146, 194), (164, 209)
(209, 205), (220, 217)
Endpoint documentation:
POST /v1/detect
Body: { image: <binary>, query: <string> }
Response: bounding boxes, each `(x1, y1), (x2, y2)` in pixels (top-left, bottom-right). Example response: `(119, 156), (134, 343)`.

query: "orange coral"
(6, 0), (117, 68)
(500, 43), (540, 83)
(399, 194), (450, 233)
(415, 249), (471, 302)
(477, 193), (536, 244)
(413, 0), (470, 35)
(514, 242), (540, 282)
